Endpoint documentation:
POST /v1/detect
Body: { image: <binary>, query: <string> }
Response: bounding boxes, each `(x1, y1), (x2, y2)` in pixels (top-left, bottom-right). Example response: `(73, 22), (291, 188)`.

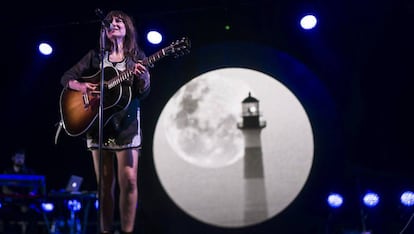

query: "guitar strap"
(54, 120), (63, 145)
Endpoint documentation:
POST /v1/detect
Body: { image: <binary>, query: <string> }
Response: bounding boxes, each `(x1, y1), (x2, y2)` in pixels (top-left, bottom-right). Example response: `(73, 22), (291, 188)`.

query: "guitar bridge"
(82, 93), (90, 108)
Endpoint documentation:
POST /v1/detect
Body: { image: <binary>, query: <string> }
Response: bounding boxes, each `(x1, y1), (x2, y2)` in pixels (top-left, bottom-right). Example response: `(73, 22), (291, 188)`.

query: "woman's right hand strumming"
(68, 80), (98, 94)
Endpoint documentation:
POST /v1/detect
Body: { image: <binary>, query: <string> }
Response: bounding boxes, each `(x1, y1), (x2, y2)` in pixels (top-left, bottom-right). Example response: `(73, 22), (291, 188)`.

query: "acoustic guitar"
(59, 37), (190, 136)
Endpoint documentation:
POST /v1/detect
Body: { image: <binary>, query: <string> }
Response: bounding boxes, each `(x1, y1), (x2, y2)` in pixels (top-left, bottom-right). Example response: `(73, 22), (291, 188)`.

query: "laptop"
(65, 175), (83, 193)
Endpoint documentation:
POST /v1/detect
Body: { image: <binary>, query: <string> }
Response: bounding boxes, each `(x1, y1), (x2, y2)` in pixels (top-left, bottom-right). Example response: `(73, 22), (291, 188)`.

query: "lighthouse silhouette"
(237, 92), (268, 225)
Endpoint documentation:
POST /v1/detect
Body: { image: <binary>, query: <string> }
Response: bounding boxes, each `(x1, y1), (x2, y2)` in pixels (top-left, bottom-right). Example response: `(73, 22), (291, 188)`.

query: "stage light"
(147, 30), (163, 45)
(363, 192), (380, 207)
(300, 14), (317, 30)
(95, 199), (99, 209)
(67, 199), (82, 212)
(38, 42), (53, 56)
(400, 191), (414, 207)
(327, 193), (344, 208)
(41, 202), (54, 212)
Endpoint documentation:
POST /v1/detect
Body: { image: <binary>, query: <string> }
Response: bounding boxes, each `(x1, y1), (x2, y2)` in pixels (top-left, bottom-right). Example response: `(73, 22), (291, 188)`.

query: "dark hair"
(103, 10), (144, 59)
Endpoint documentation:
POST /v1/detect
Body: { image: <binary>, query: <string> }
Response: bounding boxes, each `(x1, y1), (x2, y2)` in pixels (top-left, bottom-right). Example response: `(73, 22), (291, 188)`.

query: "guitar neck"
(107, 48), (169, 89)
(107, 37), (190, 89)
(142, 47), (169, 67)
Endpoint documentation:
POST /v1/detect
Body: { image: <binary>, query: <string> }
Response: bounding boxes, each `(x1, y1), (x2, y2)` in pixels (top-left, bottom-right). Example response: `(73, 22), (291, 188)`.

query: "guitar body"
(59, 66), (131, 136)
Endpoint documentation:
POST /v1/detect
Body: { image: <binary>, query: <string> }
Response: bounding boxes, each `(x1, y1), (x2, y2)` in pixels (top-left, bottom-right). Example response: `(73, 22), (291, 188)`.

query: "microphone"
(95, 8), (112, 29)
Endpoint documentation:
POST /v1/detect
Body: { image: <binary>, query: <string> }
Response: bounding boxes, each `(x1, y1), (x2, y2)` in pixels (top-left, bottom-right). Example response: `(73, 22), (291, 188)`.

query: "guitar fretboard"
(144, 48), (167, 67)
(107, 48), (169, 89)
(106, 37), (189, 90)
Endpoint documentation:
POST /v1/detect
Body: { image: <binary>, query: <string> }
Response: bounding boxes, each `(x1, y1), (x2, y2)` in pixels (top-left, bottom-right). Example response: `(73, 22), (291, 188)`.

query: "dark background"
(1, 0), (414, 233)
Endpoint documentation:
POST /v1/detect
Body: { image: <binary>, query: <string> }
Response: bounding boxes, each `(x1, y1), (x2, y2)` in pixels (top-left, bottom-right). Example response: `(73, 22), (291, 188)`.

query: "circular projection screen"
(153, 67), (314, 228)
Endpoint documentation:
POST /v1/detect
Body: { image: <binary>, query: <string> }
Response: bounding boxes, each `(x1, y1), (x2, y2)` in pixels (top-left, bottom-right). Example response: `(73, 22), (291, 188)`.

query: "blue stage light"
(67, 199), (82, 212)
(300, 14), (317, 30)
(400, 191), (414, 207)
(41, 202), (55, 212)
(38, 42), (53, 56)
(327, 193), (344, 208)
(147, 30), (163, 45)
(363, 192), (380, 207)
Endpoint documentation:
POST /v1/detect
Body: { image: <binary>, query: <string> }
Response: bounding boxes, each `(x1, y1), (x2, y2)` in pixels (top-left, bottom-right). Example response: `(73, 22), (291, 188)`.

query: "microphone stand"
(97, 22), (106, 234)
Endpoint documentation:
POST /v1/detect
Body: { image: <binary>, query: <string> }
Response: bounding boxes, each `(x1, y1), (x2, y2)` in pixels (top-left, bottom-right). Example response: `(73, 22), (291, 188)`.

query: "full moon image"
(153, 67), (314, 228)
(162, 73), (250, 168)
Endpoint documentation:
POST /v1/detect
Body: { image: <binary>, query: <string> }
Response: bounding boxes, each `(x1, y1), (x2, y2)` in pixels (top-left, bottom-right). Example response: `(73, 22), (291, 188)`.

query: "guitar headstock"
(167, 37), (191, 58)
